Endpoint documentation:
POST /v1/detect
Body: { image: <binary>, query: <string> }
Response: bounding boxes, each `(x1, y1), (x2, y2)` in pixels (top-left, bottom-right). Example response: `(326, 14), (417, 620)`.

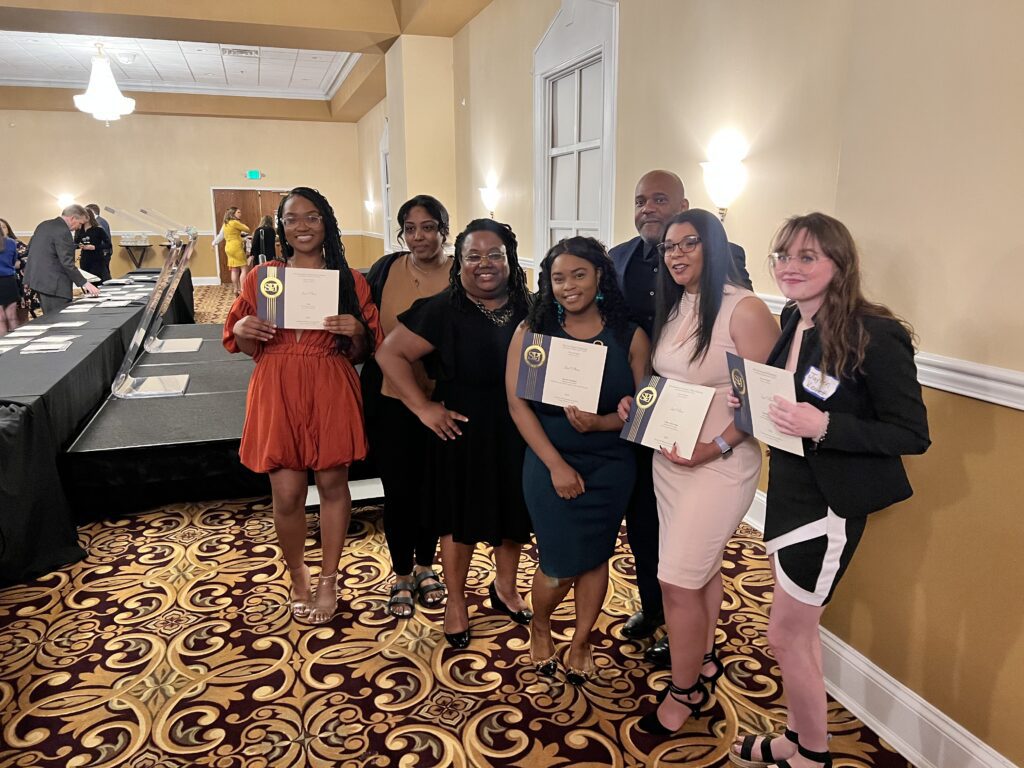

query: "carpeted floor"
(0, 501), (912, 767)
(194, 284), (237, 325)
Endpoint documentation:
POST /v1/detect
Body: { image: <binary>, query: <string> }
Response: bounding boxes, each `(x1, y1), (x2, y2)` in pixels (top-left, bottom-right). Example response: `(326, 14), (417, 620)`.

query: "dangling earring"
(556, 302), (565, 326)
(596, 292), (605, 305)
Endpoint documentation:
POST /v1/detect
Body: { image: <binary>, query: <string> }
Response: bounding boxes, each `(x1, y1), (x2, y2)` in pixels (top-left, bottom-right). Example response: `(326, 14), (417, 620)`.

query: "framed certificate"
(256, 265), (339, 330)
(619, 375), (715, 458)
(515, 331), (608, 414)
(727, 352), (805, 456)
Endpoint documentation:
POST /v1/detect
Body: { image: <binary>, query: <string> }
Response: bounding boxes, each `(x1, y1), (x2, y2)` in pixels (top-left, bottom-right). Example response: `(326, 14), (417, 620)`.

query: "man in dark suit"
(24, 205), (100, 313)
(609, 170), (751, 666)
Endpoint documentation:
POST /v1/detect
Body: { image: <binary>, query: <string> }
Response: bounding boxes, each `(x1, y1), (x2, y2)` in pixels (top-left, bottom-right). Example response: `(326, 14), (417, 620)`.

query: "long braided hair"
(276, 186), (374, 356)
(528, 236), (631, 344)
(448, 218), (532, 314)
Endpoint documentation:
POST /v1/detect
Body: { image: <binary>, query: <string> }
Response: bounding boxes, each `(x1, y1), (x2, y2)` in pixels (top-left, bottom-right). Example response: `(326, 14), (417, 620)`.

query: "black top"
(766, 304), (931, 517)
(75, 225), (112, 257)
(249, 225), (276, 263)
(622, 240), (660, 336)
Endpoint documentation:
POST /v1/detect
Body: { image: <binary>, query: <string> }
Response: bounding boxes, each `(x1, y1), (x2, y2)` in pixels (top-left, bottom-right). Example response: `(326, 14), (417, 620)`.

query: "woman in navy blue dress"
(507, 237), (649, 684)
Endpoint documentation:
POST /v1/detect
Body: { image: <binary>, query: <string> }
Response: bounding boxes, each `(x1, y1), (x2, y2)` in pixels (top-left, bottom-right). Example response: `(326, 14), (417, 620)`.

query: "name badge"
(802, 366), (839, 400)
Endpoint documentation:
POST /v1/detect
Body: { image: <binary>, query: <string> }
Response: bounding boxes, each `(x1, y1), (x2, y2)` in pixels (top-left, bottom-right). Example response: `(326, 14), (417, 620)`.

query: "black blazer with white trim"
(767, 304), (931, 517)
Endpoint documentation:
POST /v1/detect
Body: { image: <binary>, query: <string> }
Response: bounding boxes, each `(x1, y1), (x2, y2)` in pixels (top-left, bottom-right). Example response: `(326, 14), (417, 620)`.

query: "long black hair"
(651, 208), (741, 364)
(276, 186), (374, 356)
(528, 236), (631, 343)
(449, 218), (531, 315)
(396, 194), (450, 245)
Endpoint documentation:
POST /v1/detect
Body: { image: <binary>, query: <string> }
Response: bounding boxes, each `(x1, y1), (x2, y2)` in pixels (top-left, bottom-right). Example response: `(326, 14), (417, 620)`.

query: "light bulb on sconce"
(701, 128), (749, 220)
(57, 193), (76, 209)
(479, 172), (500, 218)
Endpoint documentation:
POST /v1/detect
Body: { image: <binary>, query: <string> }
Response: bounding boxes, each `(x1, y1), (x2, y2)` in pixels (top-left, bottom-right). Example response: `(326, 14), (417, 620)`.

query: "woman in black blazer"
(730, 213), (929, 768)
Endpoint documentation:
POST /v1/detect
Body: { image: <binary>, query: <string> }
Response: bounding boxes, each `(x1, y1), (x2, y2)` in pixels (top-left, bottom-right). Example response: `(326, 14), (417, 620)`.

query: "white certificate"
(255, 265), (339, 330)
(619, 375), (715, 458)
(727, 353), (805, 456)
(515, 331), (608, 414)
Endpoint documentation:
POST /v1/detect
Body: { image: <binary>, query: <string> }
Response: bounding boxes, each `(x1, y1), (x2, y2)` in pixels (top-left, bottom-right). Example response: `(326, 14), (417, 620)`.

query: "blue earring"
(596, 292), (605, 305)
(556, 302), (565, 325)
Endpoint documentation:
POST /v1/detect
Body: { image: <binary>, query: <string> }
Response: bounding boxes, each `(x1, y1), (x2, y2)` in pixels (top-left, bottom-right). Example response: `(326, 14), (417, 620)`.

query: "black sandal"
(730, 728), (799, 768)
(414, 569), (446, 608)
(772, 742), (832, 768)
(387, 579), (416, 619)
(636, 679), (708, 736)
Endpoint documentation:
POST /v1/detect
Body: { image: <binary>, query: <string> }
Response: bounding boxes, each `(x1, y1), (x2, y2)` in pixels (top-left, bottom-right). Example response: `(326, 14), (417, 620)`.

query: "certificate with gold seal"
(514, 331), (608, 414)
(255, 265), (339, 330)
(619, 375), (715, 458)
(726, 352), (804, 456)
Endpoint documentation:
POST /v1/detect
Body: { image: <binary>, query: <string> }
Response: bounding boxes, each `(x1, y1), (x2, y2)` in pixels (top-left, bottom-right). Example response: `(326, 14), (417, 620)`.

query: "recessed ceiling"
(0, 30), (358, 100)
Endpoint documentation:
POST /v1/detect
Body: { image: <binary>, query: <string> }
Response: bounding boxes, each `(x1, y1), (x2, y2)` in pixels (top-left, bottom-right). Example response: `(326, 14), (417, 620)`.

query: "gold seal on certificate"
(515, 331), (608, 413)
(726, 352), (805, 456)
(619, 375), (715, 458)
(255, 265), (340, 330)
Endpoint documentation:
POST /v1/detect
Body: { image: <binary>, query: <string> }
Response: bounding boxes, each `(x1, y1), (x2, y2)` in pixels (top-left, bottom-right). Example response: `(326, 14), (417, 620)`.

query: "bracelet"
(813, 411), (830, 444)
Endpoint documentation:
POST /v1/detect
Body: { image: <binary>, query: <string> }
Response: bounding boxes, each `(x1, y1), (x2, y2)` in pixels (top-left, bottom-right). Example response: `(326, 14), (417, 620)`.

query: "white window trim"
(380, 119), (396, 253)
(532, 0), (619, 272)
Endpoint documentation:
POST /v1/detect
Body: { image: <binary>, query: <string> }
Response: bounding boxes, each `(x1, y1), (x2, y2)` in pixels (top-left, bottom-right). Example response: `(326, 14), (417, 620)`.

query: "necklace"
(407, 253), (450, 288)
(474, 299), (515, 326)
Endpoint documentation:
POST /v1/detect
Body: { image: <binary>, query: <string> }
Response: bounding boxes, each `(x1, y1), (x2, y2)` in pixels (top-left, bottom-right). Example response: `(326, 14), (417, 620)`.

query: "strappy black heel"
(729, 728), (799, 768)
(700, 646), (726, 693)
(636, 679), (708, 736)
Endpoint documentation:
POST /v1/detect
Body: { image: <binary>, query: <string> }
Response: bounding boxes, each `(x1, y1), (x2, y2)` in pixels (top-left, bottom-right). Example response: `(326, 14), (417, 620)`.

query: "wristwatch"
(713, 435), (733, 458)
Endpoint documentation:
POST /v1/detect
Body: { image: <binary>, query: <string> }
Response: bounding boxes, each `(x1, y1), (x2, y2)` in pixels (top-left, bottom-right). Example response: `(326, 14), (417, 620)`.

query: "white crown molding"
(756, 292), (1024, 411)
(741, 493), (1014, 768)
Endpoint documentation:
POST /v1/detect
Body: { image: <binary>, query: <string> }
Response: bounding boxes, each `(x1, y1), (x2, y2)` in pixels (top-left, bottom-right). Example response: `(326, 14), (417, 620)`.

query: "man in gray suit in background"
(24, 204), (100, 313)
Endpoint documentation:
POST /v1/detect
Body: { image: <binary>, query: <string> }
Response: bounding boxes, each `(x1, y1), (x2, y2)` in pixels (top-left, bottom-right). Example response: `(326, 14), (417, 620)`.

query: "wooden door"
(212, 189), (290, 283)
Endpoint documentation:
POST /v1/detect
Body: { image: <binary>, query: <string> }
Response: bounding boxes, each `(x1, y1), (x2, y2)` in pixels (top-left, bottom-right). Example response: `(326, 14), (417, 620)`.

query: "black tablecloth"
(126, 268), (194, 324)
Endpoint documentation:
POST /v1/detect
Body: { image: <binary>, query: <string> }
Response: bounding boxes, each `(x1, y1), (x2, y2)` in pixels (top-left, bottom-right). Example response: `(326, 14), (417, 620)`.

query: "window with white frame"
(380, 120), (395, 252)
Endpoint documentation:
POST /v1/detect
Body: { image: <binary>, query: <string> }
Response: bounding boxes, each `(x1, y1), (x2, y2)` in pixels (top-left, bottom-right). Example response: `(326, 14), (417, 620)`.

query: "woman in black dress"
(248, 214), (277, 265)
(506, 237), (648, 684)
(376, 218), (534, 649)
(729, 213), (929, 768)
(75, 208), (112, 283)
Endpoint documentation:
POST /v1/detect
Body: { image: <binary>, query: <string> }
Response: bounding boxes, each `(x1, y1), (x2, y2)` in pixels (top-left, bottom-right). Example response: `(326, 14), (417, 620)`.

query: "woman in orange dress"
(223, 186), (383, 625)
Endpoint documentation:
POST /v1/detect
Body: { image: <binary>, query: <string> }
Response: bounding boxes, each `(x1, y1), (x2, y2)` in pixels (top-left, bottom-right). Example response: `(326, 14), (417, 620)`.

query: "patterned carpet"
(0, 501), (912, 767)
(194, 284), (237, 325)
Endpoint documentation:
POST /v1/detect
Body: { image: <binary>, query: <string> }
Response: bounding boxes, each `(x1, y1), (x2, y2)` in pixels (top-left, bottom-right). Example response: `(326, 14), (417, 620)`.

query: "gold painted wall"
(453, 0), (562, 261)
(2, 109), (362, 278)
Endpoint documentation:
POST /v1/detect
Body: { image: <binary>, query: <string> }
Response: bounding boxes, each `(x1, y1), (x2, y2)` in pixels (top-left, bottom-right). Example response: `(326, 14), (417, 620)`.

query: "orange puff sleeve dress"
(223, 260), (384, 473)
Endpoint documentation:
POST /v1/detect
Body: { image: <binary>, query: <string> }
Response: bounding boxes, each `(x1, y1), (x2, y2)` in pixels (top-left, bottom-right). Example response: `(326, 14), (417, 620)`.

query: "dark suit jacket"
(608, 235), (753, 291)
(24, 217), (88, 299)
(769, 304), (931, 517)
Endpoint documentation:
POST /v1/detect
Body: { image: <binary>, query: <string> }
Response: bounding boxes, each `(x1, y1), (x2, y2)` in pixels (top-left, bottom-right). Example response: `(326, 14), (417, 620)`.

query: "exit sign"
(245, 169), (263, 180)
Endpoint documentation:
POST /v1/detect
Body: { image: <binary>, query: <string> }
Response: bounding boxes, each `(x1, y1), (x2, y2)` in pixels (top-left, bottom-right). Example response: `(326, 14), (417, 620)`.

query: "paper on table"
(727, 352), (805, 456)
(38, 334), (80, 343)
(619, 375), (716, 458)
(61, 306), (94, 313)
(514, 331), (608, 413)
(0, 339), (28, 347)
(101, 301), (132, 307)
(21, 341), (73, 353)
(48, 321), (88, 328)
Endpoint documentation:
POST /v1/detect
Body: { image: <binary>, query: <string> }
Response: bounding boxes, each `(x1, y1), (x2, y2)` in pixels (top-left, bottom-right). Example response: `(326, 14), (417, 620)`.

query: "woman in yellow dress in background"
(223, 206), (251, 295)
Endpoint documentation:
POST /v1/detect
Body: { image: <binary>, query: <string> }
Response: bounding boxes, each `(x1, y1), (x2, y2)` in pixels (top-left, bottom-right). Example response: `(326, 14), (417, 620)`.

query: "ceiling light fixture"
(74, 43), (135, 124)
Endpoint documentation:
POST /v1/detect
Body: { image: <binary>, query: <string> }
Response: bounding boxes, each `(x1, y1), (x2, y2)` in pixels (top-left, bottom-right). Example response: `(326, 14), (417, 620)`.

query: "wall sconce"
(57, 193), (76, 208)
(479, 172), (500, 218)
(700, 129), (749, 220)
(74, 43), (135, 124)
(363, 200), (376, 215)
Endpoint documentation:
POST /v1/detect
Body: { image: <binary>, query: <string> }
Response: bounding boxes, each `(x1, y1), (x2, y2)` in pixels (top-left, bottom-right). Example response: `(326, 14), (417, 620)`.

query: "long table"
(0, 275), (193, 585)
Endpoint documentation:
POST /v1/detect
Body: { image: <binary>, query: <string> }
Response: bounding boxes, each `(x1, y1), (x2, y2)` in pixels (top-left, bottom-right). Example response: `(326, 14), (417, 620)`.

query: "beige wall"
(2, 110), (362, 279)
(453, 0), (561, 260)
(357, 99), (388, 238)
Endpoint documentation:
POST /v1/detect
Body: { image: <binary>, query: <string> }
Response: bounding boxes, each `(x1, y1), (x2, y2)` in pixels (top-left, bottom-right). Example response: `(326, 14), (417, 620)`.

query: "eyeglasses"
(402, 221), (439, 237)
(769, 251), (825, 270)
(281, 213), (323, 227)
(463, 250), (506, 266)
(656, 236), (701, 256)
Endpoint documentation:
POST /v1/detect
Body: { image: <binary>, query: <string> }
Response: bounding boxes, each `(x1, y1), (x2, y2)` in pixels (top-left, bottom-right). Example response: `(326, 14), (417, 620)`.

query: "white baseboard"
(741, 492), (1014, 768)
(192, 276), (221, 286)
(304, 478), (384, 508)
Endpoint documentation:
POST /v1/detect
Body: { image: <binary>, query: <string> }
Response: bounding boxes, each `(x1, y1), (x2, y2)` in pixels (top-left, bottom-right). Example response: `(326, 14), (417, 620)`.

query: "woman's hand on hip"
(416, 401), (469, 441)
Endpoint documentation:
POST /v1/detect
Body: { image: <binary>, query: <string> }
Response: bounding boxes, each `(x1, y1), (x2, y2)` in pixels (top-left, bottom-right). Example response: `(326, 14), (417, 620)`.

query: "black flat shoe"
(488, 582), (532, 625)
(621, 610), (664, 640)
(637, 679), (708, 736)
(444, 629), (471, 649)
(644, 636), (671, 667)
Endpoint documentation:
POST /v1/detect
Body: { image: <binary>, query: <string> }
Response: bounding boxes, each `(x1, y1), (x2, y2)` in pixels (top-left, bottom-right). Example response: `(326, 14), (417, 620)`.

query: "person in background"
(507, 236), (649, 685)
(248, 214), (277, 266)
(619, 209), (778, 738)
(376, 219), (534, 650)
(75, 207), (113, 283)
(0, 218), (34, 322)
(0, 229), (22, 334)
(23, 205), (100, 313)
(729, 213), (929, 768)
(223, 187), (382, 626)
(85, 203), (111, 241)
(222, 207), (251, 295)
(362, 195), (452, 620)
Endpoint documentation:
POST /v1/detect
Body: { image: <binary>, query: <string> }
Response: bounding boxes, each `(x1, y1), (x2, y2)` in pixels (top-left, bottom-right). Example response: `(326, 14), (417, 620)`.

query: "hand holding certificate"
(256, 265), (339, 330)
(726, 352), (805, 456)
(515, 331), (608, 413)
(619, 375), (715, 459)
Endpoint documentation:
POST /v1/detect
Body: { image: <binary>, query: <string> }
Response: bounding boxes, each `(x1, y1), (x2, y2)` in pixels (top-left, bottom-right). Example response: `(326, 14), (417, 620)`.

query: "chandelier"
(74, 43), (135, 123)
